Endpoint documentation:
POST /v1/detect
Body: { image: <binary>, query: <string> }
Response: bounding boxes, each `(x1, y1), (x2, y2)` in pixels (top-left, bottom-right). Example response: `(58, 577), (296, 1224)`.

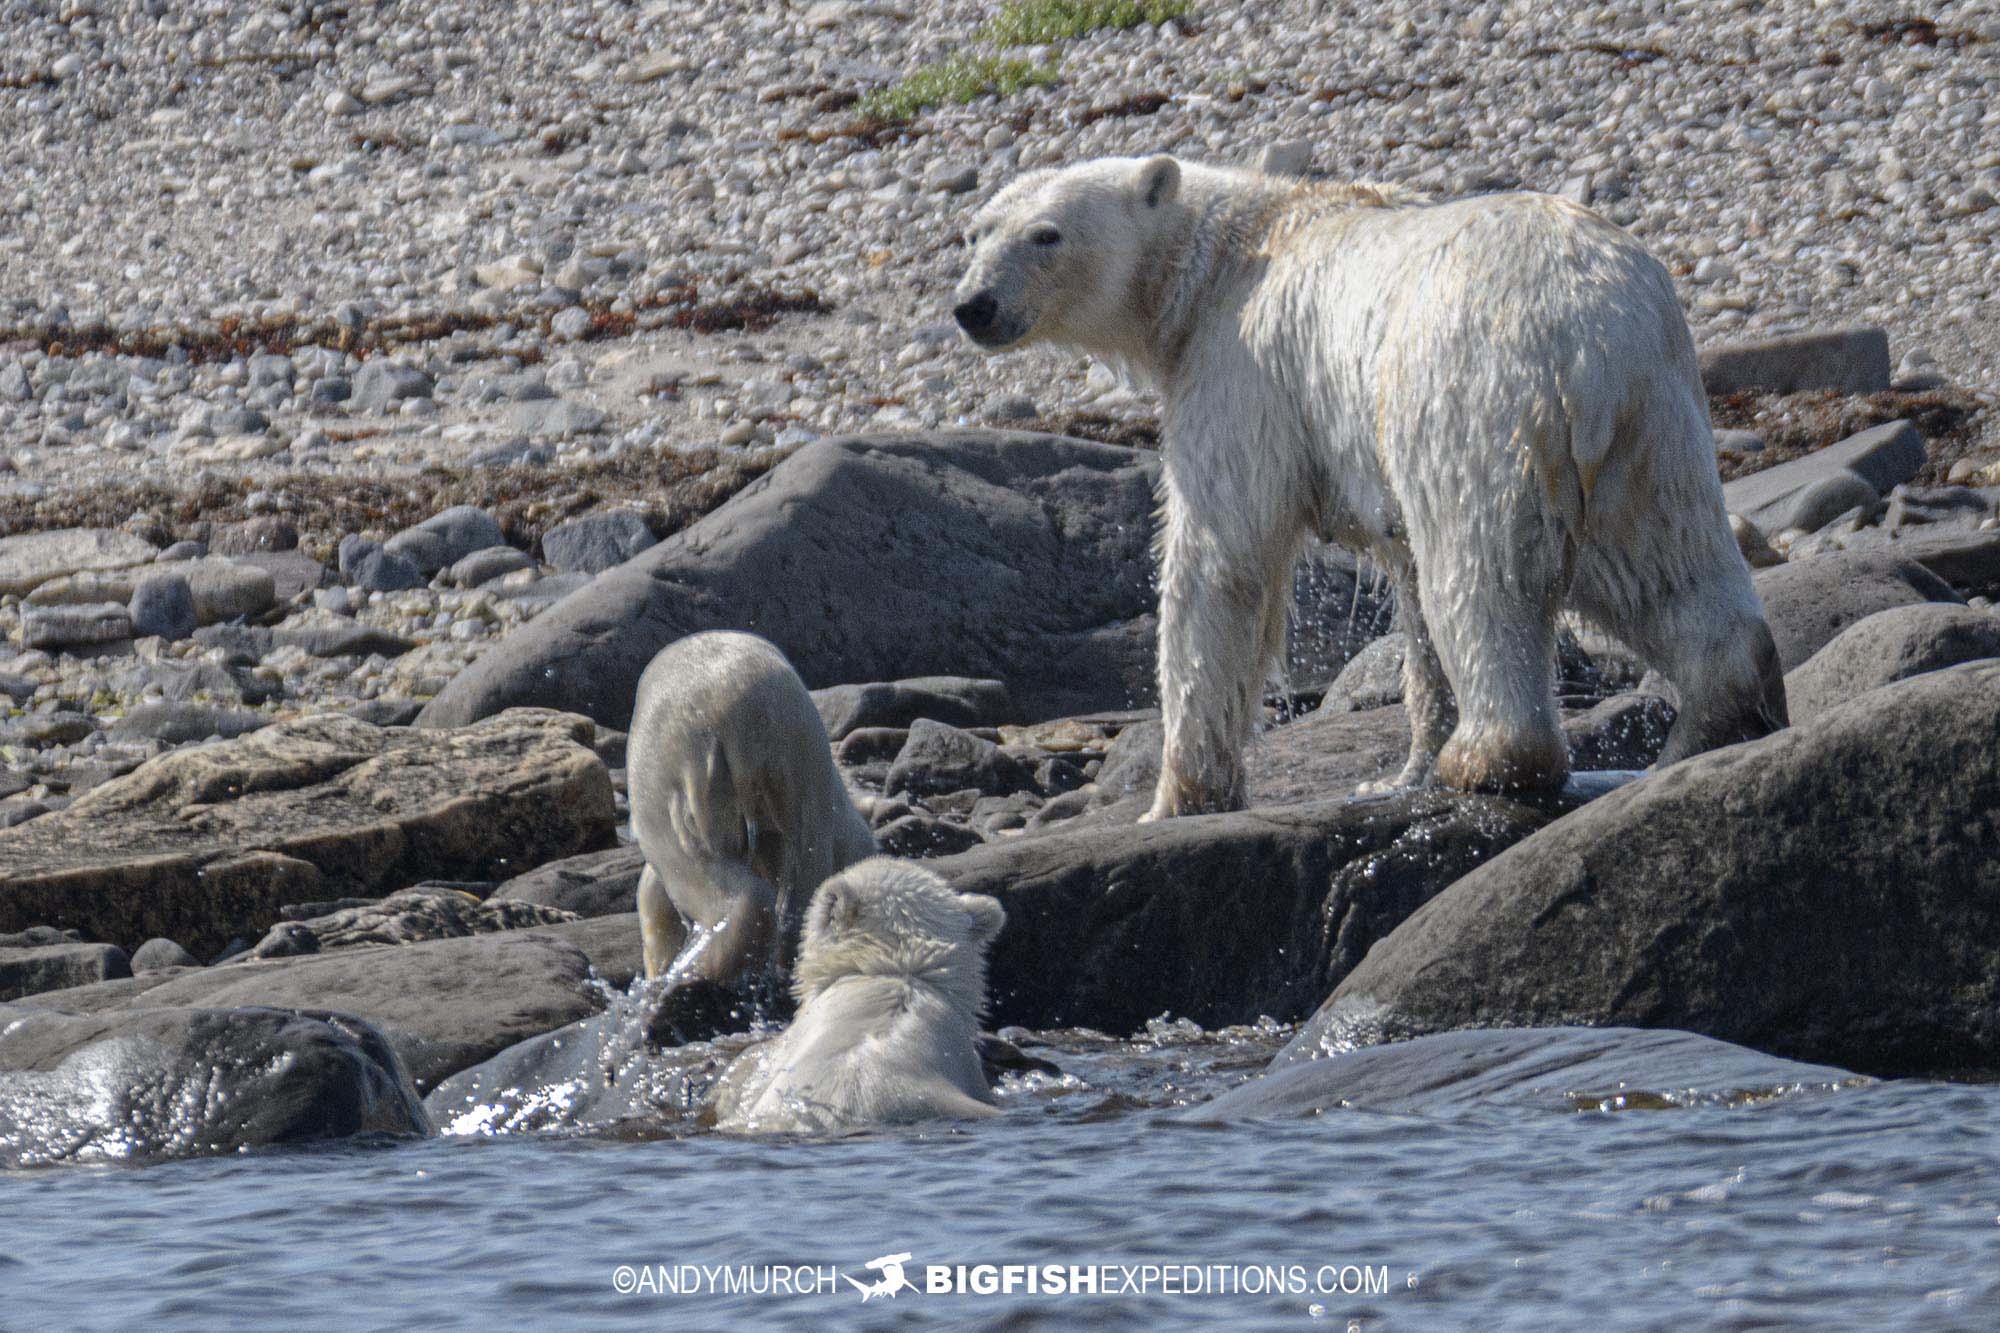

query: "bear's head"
(793, 857), (1006, 1016)
(952, 155), (1182, 359)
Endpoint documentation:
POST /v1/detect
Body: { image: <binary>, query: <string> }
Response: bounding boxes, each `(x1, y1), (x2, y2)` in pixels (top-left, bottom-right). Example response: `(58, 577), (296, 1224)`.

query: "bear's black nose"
(954, 292), (997, 335)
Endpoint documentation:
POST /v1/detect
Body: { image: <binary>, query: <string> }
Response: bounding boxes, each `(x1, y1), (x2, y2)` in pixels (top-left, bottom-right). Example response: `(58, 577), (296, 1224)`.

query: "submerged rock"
(1306, 662), (2000, 1076)
(0, 1004), (430, 1167)
(18, 931), (608, 1093)
(1194, 1027), (1862, 1119)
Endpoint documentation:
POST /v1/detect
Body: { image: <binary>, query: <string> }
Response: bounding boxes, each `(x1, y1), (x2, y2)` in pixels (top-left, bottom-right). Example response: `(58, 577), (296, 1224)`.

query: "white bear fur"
(706, 857), (1006, 1133)
(628, 631), (876, 985)
(954, 156), (1786, 817)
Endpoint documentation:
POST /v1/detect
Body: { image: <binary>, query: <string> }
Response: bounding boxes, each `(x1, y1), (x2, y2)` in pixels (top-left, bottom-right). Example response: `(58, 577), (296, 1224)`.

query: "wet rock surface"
(1305, 663), (2000, 1078)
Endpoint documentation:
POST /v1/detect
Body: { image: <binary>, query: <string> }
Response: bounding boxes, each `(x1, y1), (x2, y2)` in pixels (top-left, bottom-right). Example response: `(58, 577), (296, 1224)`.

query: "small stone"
(930, 163), (979, 194)
(510, 398), (607, 438)
(131, 938), (201, 973)
(325, 90), (364, 116)
(1714, 428), (1765, 455)
(349, 361), (435, 414)
(550, 307), (593, 340)
(338, 537), (426, 593)
(1258, 141), (1312, 176)
(449, 546), (536, 587)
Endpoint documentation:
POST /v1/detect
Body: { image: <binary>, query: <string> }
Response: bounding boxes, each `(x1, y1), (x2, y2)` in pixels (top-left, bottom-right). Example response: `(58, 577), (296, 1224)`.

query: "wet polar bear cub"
(954, 156), (1787, 818)
(707, 858), (1007, 1133)
(629, 631), (876, 985)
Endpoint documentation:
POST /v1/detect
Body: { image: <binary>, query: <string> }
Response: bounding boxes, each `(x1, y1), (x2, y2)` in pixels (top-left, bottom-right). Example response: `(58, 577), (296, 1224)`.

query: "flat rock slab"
(491, 844), (648, 918)
(0, 709), (615, 955)
(1194, 1027), (1861, 1119)
(1309, 661), (2000, 1077)
(1723, 420), (1924, 537)
(15, 932), (606, 1093)
(0, 1003), (430, 1167)
(935, 789), (1571, 1032)
(0, 942), (131, 1001)
(1699, 326), (1891, 395)
(0, 527), (157, 598)
(418, 431), (1162, 732)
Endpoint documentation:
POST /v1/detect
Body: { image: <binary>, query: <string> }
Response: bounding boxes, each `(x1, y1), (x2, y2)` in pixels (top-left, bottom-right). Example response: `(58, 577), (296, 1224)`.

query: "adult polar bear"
(629, 631), (877, 984)
(954, 155), (1786, 817)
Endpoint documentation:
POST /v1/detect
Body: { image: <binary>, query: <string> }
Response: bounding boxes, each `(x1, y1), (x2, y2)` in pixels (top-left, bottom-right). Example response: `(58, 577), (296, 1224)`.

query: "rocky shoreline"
(4, 0), (1999, 1166)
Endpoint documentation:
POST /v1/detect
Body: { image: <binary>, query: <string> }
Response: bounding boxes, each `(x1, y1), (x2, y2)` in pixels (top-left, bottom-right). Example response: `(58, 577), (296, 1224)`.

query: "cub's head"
(952, 154), (1183, 358)
(794, 857), (1006, 1015)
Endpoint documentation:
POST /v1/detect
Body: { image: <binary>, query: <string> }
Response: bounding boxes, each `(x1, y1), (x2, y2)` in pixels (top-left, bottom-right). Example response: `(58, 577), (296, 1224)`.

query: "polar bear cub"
(954, 156), (1786, 818)
(706, 858), (1006, 1133)
(629, 631), (877, 987)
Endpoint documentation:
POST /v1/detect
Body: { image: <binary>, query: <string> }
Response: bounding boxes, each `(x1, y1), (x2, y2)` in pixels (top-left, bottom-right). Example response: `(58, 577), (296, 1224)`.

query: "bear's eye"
(1028, 224), (1062, 247)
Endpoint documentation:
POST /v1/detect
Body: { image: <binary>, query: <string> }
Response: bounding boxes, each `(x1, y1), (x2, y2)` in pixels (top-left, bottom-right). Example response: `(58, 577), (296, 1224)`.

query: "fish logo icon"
(845, 1252), (915, 1302)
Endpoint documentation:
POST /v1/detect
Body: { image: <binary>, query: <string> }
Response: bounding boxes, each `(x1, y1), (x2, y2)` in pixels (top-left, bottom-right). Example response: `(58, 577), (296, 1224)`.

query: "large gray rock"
(0, 528), (157, 598)
(1307, 661), (2000, 1076)
(885, 718), (1031, 799)
(0, 709), (615, 955)
(1699, 326), (1892, 395)
(1784, 603), (2000, 724)
(16, 931), (606, 1092)
(1196, 1027), (1861, 1119)
(0, 941), (131, 1001)
(813, 676), (1013, 740)
(418, 432), (1163, 731)
(934, 789), (1569, 1031)
(1753, 549), (1961, 669)
(1723, 421), (1925, 537)
(0, 1004), (431, 1166)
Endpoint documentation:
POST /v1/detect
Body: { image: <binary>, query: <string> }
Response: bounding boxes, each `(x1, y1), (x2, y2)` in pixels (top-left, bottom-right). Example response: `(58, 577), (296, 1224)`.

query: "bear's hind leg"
(1420, 542), (1570, 793)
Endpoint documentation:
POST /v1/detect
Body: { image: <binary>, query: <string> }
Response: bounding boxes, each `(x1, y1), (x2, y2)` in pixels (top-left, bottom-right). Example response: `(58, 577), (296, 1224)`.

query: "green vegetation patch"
(983, 0), (1190, 47)
(859, 53), (1060, 122)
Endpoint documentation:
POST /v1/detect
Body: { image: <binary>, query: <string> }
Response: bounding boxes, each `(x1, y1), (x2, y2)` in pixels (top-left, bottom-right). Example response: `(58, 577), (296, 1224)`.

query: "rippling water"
(7, 1020), (2000, 1328)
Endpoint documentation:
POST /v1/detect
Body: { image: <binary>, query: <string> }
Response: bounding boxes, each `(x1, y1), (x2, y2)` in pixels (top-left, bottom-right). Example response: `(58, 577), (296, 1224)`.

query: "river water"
(6, 1016), (2000, 1328)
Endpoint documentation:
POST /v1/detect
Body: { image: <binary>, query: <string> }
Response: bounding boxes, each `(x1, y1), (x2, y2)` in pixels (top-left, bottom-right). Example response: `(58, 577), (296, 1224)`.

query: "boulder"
(108, 702), (269, 744)
(0, 1004), (431, 1167)
(0, 709), (615, 955)
(540, 510), (657, 574)
(337, 537), (426, 593)
(0, 528), (157, 598)
(1194, 1027), (1861, 1119)
(384, 506), (506, 575)
(449, 546), (535, 588)
(1698, 326), (1892, 395)
(417, 432), (1163, 731)
(813, 676), (1013, 740)
(1784, 603), (2000, 724)
(16, 931), (606, 1092)
(489, 844), (647, 918)
(1753, 549), (1961, 669)
(934, 789), (1568, 1032)
(1308, 662), (2000, 1076)
(0, 941), (131, 1001)
(1723, 421), (1925, 538)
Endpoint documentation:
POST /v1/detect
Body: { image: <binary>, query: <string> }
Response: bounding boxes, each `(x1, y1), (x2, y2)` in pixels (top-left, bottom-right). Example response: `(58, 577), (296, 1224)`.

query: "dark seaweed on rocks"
(1710, 384), (1986, 484)
(0, 446), (796, 553)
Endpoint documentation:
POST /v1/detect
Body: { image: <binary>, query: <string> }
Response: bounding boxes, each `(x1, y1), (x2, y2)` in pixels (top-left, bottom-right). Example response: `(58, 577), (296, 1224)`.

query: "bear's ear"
(960, 893), (1006, 945)
(1135, 155), (1180, 209)
(810, 880), (853, 937)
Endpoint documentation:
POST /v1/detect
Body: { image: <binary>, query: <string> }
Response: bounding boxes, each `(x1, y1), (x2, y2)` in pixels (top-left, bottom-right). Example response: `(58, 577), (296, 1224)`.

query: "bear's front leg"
(1143, 467), (1296, 821)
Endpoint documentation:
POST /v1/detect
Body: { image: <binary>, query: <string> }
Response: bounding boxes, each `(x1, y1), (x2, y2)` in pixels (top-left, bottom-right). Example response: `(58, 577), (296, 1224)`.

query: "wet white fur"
(628, 631), (876, 983)
(955, 156), (1784, 815)
(707, 858), (1005, 1133)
